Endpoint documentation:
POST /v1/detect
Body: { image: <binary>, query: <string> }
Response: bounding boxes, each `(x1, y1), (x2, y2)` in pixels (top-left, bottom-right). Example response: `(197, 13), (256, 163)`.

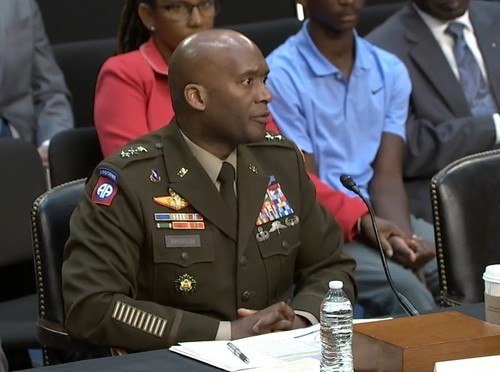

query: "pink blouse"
(94, 38), (174, 156)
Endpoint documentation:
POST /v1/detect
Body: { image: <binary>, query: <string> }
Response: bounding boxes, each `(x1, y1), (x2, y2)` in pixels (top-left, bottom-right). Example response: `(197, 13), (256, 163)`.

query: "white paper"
(434, 354), (500, 371)
(169, 318), (390, 371)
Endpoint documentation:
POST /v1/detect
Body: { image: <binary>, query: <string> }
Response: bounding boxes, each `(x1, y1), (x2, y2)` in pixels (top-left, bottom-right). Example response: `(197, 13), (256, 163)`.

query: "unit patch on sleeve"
(92, 177), (118, 206)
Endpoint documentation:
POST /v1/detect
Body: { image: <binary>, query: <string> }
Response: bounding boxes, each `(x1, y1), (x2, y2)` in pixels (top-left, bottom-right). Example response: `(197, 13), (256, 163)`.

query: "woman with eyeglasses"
(94, 0), (219, 156)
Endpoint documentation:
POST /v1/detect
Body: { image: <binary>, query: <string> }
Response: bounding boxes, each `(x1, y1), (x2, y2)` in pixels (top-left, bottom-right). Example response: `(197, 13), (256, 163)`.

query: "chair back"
(431, 149), (500, 306)
(31, 179), (109, 364)
(52, 38), (116, 127)
(49, 127), (103, 188)
(358, 2), (405, 36)
(227, 18), (303, 57)
(0, 139), (46, 268)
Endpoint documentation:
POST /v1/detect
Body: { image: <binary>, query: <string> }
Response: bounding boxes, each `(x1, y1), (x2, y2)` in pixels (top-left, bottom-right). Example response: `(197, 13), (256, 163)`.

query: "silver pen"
(227, 342), (250, 364)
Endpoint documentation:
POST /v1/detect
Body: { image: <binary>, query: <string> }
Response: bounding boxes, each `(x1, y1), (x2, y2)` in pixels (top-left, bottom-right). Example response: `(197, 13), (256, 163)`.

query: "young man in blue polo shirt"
(266, 0), (439, 316)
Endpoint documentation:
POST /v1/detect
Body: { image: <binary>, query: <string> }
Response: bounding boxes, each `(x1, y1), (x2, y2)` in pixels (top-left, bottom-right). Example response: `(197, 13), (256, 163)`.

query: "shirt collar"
(413, 3), (473, 35)
(139, 38), (169, 76)
(180, 130), (237, 185)
(297, 20), (370, 77)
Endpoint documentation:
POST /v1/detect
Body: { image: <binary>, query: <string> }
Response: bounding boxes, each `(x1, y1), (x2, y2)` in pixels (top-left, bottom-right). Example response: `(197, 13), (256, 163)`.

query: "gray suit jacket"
(368, 1), (500, 221)
(0, 0), (73, 145)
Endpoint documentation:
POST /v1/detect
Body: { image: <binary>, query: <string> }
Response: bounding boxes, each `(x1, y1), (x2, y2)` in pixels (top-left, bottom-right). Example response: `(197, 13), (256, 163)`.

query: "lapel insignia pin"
(149, 169), (161, 182)
(153, 188), (189, 210)
(177, 167), (189, 178)
(175, 273), (197, 295)
(249, 164), (258, 174)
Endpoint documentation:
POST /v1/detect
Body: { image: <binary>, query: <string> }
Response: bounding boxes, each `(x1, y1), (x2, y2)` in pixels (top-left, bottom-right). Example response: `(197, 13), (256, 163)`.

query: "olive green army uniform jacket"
(62, 120), (356, 351)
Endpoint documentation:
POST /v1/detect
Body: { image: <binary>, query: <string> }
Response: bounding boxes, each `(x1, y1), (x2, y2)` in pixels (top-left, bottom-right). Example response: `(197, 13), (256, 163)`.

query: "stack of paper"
(170, 317), (391, 371)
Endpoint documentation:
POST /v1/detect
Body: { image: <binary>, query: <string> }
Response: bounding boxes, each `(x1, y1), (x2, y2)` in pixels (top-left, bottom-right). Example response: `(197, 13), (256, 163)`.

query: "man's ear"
(185, 84), (206, 111)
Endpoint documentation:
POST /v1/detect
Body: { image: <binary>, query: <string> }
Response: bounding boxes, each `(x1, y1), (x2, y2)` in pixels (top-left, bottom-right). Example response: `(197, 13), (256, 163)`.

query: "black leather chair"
(52, 38), (117, 128)
(31, 179), (111, 365)
(431, 149), (500, 306)
(0, 139), (47, 368)
(227, 18), (303, 57)
(358, 2), (405, 36)
(49, 127), (103, 188)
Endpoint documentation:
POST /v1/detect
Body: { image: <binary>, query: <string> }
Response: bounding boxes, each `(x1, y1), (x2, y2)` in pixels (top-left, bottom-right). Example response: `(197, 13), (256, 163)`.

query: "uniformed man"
(62, 29), (356, 351)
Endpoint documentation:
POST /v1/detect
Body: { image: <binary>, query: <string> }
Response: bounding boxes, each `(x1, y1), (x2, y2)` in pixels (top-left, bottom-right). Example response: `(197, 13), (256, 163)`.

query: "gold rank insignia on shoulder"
(175, 273), (197, 295)
(120, 145), (148, 158)
(265, 132), (283, 141)
(153, 188), (189, 210)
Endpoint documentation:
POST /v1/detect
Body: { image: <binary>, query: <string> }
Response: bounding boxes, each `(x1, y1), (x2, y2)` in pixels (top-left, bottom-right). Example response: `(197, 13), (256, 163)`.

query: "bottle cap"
(329, 280), (343, 289)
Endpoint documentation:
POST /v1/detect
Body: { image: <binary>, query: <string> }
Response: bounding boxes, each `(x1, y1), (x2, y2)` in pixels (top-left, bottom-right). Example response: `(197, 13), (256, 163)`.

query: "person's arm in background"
(266, 111), (410, 257)
(94, 57), (156, 157)
(266, 66), (419, 259)
(369, 58), (434, 269)
(31, 0), (74, 165)
(267, 113), (367, 241)
(404, 112), (499, 180)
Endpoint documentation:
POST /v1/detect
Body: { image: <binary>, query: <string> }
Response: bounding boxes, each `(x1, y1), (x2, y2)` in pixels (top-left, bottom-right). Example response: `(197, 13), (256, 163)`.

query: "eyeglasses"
(158, 0), (220, 21)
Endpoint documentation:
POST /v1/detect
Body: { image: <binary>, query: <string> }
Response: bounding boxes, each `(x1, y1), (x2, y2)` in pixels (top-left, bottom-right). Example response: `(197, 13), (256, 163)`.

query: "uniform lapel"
(160, 122), (237, 241)
(471, 6), (500, 109)
(403, 5), (470, 117)
(236, 145), (270, 257)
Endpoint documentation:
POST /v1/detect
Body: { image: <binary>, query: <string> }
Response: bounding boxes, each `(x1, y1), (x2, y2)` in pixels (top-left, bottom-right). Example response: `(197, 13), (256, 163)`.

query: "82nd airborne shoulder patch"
(92, 177), (118, 206)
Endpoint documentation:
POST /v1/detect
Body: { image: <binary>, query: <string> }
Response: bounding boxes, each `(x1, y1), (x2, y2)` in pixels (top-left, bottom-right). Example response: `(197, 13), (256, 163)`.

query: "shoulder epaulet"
(109, 140), (164, 169)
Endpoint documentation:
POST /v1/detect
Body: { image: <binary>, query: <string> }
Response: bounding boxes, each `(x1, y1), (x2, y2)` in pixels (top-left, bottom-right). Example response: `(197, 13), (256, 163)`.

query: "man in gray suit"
(0, 0), (73, 166)
(368, 0), (500, 222)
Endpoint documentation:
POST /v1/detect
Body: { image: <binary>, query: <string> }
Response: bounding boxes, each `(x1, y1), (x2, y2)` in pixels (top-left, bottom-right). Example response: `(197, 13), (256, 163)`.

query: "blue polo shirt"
(266, 21), (411, 199)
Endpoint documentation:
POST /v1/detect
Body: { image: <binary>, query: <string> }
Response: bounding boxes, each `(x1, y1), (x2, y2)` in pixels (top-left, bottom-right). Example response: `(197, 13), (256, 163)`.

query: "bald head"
(169, 29), (263, 115)
(168, 28), (272, 159)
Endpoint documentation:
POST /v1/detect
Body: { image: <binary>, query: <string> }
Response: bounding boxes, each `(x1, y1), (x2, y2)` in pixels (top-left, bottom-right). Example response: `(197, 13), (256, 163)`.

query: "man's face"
(201, 45), (272, 150)
(303, 0), (365, 32)
(413, 0), (469, 21)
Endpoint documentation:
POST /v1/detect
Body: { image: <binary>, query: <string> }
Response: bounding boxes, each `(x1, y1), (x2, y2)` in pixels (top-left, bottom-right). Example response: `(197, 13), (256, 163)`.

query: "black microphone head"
(340, 174), (357, 192)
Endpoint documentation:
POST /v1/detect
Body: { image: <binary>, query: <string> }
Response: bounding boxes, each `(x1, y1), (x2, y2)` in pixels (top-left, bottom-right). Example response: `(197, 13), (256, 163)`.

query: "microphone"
(340, 174), (420, 317)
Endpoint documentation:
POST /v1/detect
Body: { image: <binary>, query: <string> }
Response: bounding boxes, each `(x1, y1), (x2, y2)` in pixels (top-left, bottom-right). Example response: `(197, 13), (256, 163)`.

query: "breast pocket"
(255, 218), (301, 299)
(152, 229), (215, 310)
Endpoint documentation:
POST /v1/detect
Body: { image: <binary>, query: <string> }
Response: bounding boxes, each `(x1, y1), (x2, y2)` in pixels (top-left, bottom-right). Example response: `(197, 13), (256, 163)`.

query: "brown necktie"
(217, 162), (237, 222)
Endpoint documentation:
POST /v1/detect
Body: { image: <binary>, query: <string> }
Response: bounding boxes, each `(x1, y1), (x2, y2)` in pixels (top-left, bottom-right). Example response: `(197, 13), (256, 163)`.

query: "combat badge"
(175, 273), (197, 295)
(153, 188), (189, 210)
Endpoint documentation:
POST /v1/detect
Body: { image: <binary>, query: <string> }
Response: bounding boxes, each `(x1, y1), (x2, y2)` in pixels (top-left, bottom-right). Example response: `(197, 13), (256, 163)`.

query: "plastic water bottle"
(320, 280), (353, 372)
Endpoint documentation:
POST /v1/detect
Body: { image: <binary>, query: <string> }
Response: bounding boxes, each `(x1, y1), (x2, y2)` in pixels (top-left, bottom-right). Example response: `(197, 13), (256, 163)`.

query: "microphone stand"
(340, 174), (419, 317)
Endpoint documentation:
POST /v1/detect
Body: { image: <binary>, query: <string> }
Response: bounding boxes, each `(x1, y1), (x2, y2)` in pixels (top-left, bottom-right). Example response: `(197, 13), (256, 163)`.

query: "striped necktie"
(445, 22), (497, 116)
